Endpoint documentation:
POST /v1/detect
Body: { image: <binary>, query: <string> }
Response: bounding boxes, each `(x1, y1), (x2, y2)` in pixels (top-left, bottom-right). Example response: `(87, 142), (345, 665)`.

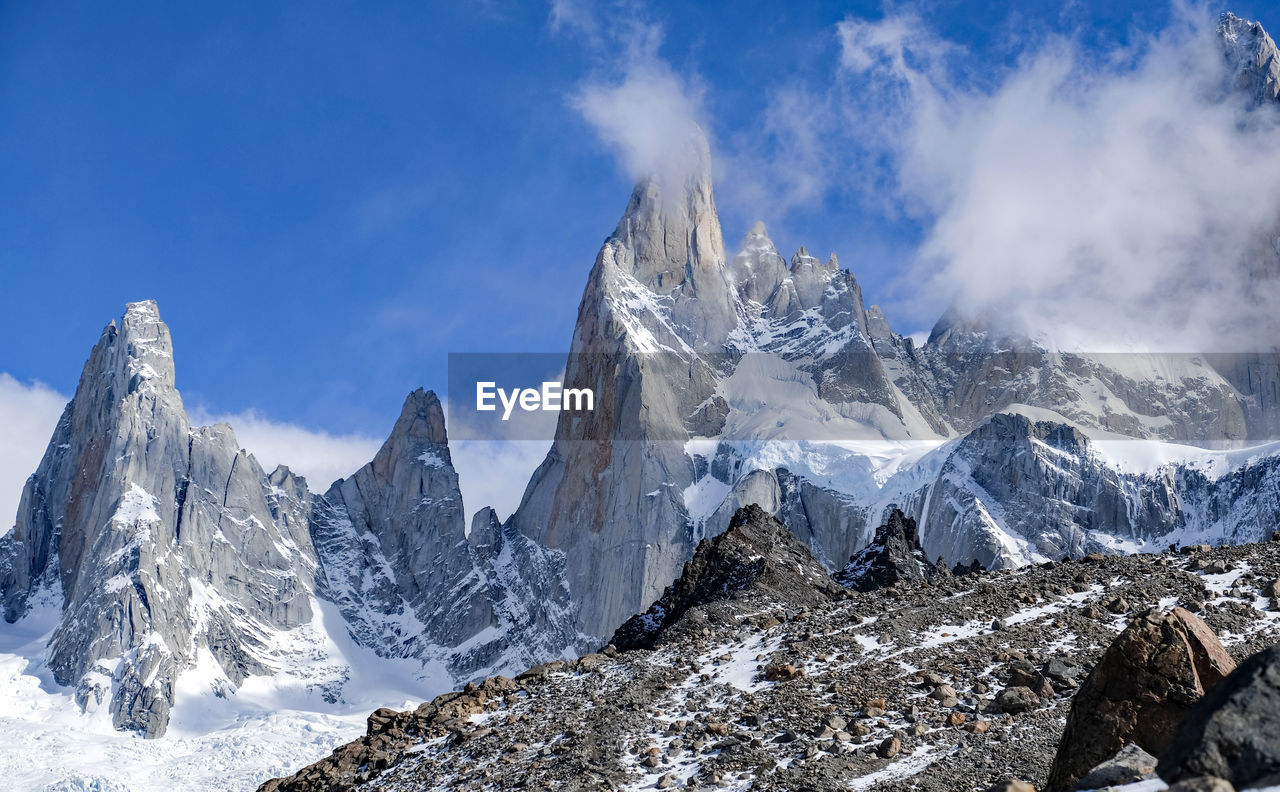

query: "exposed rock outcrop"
(611, 504), (844, 651)
(1046, 607), (1236, 791)
(836, 509), (934, 591)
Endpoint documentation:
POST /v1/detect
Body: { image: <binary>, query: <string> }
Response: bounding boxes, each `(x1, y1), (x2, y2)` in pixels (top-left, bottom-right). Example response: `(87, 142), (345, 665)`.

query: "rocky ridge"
(259, 512), (1280, 792)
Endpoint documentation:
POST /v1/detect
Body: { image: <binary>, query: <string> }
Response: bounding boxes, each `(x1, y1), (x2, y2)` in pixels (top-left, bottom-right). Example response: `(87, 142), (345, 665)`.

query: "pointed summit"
(370, 388), (451, 479)
(0, 301), (319, 737)
(730, 220), (788, 304)
(1219, 12), (1280, 104)
(607, 124), (735, 344)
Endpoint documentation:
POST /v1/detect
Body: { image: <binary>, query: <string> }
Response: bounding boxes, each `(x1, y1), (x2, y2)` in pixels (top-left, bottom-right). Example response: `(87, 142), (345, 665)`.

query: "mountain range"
(2, 11), (1280, 790)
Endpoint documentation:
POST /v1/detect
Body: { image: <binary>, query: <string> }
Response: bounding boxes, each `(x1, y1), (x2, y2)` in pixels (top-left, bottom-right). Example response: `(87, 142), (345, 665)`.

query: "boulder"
(1045, 607), (1235, 792)
(1157, 642), (1280, 789)
(1072, 743), (1158, 790)
(996, 686), (1040, 714)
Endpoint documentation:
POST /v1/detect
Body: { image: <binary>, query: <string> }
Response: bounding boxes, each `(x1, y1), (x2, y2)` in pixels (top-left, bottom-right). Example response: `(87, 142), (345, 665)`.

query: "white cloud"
(195, 407), (546, 527)
(716, 85), (839, 224)
(549, 0), (599, 39)
(557, 3), (708, 202)
(190, 408), (381, 493)
(834, 6), (1280, 351)
(451, 440), (553, 525)
(0, 374), (69, 534)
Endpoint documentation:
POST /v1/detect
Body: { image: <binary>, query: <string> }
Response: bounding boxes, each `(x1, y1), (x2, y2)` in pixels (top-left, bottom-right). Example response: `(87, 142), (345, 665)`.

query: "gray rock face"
(312, 389), (582, 680)
(894, 412), (1280, 570)
(0, 301), (319, 737)
(1220, 12), (1280, 105)
(510, 126), (737, 640)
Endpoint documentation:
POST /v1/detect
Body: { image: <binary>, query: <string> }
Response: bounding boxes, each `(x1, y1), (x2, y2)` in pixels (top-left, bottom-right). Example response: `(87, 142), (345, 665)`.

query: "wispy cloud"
(0, 374), (68, 533)
(189, 407), (381, 492)
(833, 5), (1280, 350)
(451, 440), (553, 524)
(555, 1), (708, 201)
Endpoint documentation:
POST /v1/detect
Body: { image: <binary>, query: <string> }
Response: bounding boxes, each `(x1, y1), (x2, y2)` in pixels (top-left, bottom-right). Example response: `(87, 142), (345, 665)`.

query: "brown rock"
(764, 662), (805, 681)
(877, 737), (902, 759)
(705, 721), (729, 737)
(987, 780), (1035, 792)
(1044, 607), (1236, 792)
(946, 712), (967, 727)
(996, 686), (1040, 714)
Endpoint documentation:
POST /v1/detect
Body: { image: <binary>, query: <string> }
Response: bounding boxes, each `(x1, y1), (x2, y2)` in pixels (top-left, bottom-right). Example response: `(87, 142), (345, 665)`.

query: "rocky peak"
(836, 509), (935, 591)
(369, 388), (451, 483)
(1219, 12), (1280, 104)
(467, 506), (503, 558)
(609, 123), (728, 300)
(789, 246), (818, 272)
(610, 504), (845, 650)
(0, 300), (321, 737)
(117, 299), (177, 391)
(729, 221), (789, 305)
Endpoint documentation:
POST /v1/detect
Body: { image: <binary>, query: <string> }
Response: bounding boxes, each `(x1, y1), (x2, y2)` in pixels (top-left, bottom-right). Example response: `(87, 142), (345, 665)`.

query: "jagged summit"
(366, 387), (452, 486)
(0, 302), (583, 739)
(611, 504), (845, 650)
(610, 123), (729, 303)
(836, 509), (936, 592)
(311, 386), (581, 682)
(1219, 11), (1280, 104)
(0, 300), (319, 737)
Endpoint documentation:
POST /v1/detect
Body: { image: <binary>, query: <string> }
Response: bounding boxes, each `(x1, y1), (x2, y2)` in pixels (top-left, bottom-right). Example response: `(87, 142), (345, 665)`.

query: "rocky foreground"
(262, 507), (1280, 792)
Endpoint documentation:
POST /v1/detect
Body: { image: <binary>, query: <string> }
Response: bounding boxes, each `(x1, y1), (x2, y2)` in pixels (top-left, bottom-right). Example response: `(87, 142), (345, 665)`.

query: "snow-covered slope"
(0, 586), (440, 792)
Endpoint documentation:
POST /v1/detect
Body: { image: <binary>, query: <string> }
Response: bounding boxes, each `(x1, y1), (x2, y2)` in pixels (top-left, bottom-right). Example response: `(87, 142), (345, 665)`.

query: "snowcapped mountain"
(509, 144), (1280, 642)
(0, 301), (324, 737)
(0, 302), (578, 758)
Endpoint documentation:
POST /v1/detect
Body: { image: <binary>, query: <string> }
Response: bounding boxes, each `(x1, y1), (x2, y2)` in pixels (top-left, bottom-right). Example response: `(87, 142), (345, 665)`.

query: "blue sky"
(2, 1), (1278, 518)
